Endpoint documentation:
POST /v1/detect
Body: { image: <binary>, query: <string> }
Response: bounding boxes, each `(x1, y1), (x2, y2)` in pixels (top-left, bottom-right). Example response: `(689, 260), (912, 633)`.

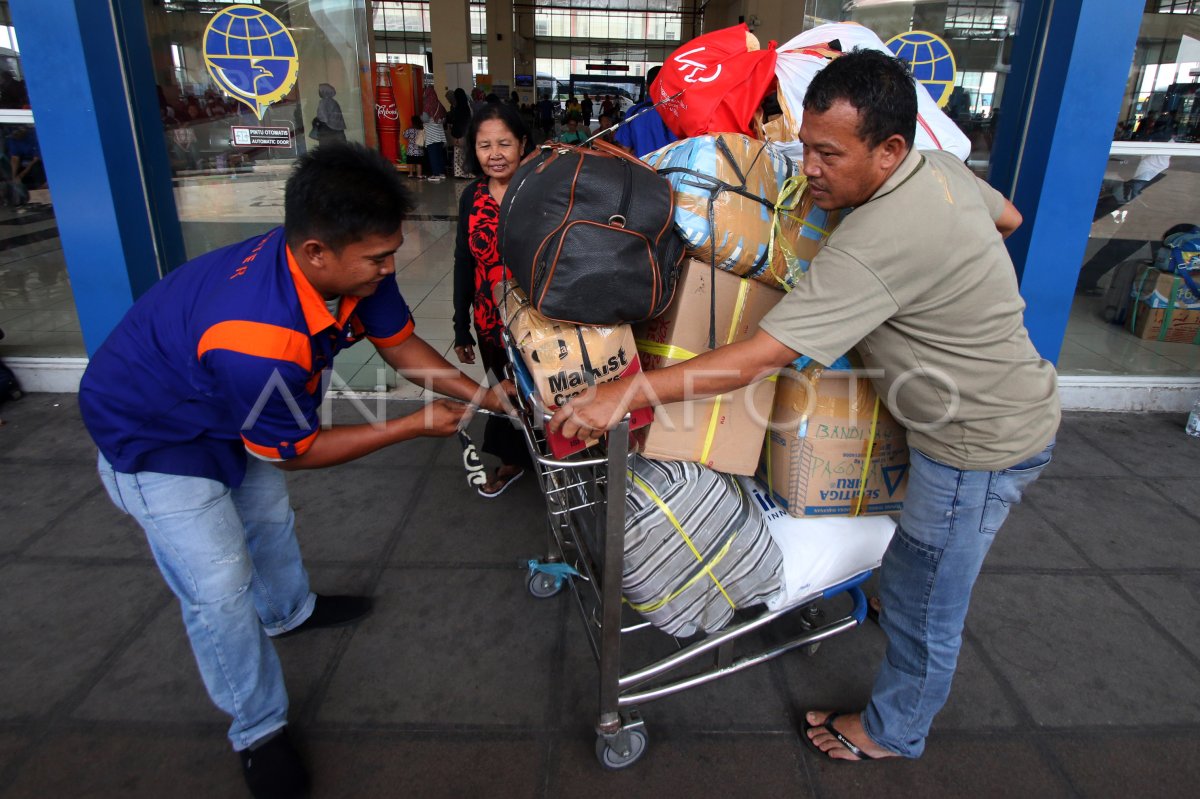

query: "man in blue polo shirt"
(80, 143), (509, 798)
(614, 66), (677, 158)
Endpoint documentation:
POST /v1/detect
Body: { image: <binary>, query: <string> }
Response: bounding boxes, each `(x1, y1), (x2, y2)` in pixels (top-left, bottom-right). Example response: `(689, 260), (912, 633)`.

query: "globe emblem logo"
(885, 31), (956, 108)
(203, 6), (299, 120)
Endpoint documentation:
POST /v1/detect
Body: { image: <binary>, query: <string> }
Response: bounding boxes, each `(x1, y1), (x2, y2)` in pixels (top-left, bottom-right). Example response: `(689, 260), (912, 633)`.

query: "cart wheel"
(527, 571), (562, 599)
(595, 727), (648, 770)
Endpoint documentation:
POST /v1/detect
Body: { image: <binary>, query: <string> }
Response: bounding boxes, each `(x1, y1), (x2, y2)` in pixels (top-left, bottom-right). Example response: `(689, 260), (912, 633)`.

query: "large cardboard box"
(1130, 302), (1200, 343)
(501, 285), (653, 458)
(1133, 266), (1200, 310)
(633, 259), (783, 475)
(757, 362), (908, 517)
(1129, 266), (1200, 344)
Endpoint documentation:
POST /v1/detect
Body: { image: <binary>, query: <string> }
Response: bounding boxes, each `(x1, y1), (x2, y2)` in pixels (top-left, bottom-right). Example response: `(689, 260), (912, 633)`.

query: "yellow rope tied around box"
(766, 173), (835, 291)
(762, 369), (881, 516)
(635, 342), (696, 361)
(632, 278), (759, 468)
(696, 278), (752, 464)
(625, 471), (736, 613)
(852, 395), (882, 517)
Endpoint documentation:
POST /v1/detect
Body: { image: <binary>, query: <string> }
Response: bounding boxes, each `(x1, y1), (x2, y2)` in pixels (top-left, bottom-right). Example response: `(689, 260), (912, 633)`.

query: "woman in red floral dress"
(453, 103), (535, 496)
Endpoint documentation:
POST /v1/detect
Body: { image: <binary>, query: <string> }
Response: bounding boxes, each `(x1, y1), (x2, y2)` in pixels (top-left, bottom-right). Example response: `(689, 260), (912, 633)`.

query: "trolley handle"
(499, 327), (634, 469)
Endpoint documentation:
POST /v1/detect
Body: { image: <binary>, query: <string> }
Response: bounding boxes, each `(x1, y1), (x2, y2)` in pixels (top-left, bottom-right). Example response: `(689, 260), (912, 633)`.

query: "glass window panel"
(0, 3), (84, 359)
(144, 0), (371, 258)
(1062, 2), (1200, 376)
(804, 1), (1017, 177)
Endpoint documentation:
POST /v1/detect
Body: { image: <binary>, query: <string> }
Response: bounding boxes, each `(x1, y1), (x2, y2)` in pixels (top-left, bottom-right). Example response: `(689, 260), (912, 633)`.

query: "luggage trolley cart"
(502, 331), (874, 770)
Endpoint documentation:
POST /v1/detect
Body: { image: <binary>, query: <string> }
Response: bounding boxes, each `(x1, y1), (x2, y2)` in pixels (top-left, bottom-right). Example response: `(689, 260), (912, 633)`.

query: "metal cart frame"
(503, 333), (872, 769)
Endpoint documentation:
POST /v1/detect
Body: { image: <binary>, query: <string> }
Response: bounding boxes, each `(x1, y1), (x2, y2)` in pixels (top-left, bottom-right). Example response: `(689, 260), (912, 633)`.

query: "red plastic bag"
(650, 24), (778, 139)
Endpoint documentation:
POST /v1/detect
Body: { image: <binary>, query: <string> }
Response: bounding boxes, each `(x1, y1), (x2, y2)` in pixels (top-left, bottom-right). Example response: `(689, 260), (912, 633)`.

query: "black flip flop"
(801, 712), (876, 762)
(478, 467), (525, 498)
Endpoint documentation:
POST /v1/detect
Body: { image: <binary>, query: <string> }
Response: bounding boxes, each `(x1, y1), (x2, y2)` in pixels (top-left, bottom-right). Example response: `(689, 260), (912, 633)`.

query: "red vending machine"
(389, 63), (424, 146)
(375, 65), (400, 163)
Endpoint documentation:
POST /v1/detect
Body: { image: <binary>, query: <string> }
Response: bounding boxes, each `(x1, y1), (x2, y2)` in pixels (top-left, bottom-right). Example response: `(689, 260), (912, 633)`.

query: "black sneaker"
(273, 595), (374, 639)
(240, 727), (310, 799)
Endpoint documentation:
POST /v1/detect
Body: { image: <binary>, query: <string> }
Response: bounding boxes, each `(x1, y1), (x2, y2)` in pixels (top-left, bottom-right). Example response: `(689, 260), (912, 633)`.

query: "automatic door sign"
(231, 126), (293, 148)
(203, 6), (299, 120)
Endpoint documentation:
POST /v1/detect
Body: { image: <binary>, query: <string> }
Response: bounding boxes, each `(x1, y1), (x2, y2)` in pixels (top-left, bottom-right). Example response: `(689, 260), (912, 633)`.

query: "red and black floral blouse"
(453, 178), (513, 351)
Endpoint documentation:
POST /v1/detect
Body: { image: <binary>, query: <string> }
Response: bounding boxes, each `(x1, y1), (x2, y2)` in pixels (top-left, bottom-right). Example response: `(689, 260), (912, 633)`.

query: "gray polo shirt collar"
(865, 146), (925, 205)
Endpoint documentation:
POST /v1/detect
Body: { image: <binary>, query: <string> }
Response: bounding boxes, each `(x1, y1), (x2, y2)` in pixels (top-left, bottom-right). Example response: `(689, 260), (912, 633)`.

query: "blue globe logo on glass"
(203, 6), (299, 120)
(885, 31), (956, 108)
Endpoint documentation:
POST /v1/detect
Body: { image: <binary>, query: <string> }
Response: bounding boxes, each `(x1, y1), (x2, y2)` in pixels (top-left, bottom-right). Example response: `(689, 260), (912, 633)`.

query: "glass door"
(0, 0), (85, 358)
(141, 0), (374, 258)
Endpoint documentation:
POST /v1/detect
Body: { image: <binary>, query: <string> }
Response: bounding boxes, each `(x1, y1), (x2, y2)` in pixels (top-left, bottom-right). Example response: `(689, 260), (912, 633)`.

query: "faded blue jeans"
(862, 440), (1054, 758)
(97, 453), (316, 751)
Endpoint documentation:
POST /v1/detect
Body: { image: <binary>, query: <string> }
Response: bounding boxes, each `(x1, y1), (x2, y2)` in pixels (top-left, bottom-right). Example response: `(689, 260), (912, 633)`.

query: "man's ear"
(878, 134), (909, 170)
(298, 239), (328, 270)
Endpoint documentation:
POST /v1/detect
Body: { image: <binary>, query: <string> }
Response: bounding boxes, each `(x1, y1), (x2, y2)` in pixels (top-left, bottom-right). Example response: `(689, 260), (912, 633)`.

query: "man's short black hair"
(463, 102), (534, 175)
(803, 48), (917, 150)
(284, 142), (414, 252)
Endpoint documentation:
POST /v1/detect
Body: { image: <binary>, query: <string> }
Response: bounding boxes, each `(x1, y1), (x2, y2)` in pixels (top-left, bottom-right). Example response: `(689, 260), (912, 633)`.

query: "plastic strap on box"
(851, 396), (882, 517)
(633, 277), (763, 465)
(625, 471), (737, 612)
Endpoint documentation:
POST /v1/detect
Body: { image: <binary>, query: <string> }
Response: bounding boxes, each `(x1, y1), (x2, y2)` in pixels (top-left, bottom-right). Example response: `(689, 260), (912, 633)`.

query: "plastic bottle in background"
(1187, 397), (1200, 438)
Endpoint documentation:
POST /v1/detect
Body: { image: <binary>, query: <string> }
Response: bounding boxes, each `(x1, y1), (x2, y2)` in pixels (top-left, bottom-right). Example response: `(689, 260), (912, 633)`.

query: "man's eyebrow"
(801, 135), (836, 150)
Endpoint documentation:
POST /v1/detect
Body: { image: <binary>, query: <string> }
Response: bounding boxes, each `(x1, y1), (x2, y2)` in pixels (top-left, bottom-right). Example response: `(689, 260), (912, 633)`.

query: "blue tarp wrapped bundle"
(642, 133), (840, 291)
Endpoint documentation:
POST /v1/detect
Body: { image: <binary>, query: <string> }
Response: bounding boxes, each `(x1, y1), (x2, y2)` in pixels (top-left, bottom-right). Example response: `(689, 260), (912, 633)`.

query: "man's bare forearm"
(275, 414), (424, 471)
(621, 330), (798, 409)
(379, 335), (489, 404)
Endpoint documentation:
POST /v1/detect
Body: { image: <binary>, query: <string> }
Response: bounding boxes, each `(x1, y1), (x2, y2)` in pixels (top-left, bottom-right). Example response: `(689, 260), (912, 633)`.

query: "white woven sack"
(736, 477), (896, 611)
(773, 22), (970, 160)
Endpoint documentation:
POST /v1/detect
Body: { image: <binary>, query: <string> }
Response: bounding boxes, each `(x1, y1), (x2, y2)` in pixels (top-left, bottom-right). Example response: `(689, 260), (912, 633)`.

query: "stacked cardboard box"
(1129, 266), (1200, 344)
(500, 285), (654, 458)
(633, 259), (783, 475)
(758, 362), (908, 518)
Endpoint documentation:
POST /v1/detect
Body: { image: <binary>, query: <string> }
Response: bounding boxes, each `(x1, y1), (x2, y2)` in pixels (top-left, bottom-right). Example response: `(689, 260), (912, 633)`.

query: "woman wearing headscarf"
(314, 83), (347, 145)
(446, 88), (474, 179)
(422, 86), (448, 179)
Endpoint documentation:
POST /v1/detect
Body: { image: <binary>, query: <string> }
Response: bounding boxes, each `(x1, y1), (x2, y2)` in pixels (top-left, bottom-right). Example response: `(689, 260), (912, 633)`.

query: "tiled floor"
(0, 202), (84, 358)
(2, 393), (1200, 797)
(1059, 293), (1200, 375)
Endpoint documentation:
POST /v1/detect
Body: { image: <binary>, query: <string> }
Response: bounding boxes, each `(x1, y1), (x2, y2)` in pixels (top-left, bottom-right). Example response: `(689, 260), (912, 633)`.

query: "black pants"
(479, 339), (532, 469)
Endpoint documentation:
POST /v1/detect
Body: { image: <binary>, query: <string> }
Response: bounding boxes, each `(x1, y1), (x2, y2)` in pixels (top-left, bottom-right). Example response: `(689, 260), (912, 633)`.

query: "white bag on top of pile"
(737, 476), (896, 611)
(642, 133), (839, 289)
(772, 22), (970, 162)
(624, 456), (783, 637)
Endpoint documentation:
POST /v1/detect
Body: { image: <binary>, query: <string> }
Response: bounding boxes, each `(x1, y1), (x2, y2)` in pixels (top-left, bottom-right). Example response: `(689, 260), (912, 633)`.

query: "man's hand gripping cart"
(501, 330), (875, 771)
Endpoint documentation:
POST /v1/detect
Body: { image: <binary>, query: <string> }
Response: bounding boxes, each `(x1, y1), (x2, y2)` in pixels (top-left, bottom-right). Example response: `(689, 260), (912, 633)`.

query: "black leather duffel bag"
(498, 138), (684, 326)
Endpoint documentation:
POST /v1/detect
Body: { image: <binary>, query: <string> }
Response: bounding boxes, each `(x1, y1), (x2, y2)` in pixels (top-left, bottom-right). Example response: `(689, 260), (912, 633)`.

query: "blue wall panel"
(996, 0), (1144, 363)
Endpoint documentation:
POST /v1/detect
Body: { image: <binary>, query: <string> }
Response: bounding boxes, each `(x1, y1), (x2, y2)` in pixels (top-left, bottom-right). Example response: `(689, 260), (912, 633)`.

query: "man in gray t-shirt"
(550, 49), (1059, 763)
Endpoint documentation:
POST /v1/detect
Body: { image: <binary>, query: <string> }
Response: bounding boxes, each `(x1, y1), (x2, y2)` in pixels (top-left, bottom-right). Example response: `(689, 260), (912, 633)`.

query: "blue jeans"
(862, 440), (1054, 758)
(97, 453), (316, 750)
(425, 141), (446, 177)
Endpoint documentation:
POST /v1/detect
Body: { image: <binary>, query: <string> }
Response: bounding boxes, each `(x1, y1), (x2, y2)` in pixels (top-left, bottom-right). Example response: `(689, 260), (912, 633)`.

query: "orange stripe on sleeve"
(367, 318), (415, 349)
(242, 437), (283, 461)
(291, 428), (319, 456)
(198, 321), (313, 372)
(242, 428), (319, 461)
